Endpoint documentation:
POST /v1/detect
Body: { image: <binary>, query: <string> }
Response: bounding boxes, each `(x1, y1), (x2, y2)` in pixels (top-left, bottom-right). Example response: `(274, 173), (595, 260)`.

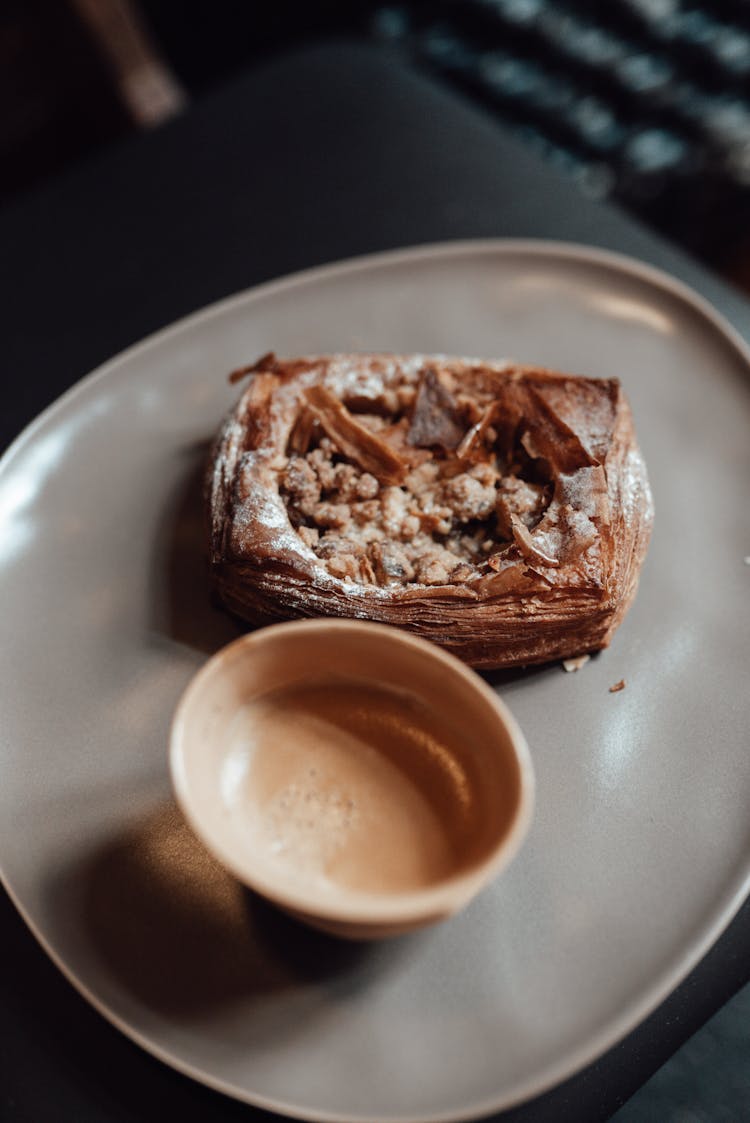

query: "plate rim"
(2, 237), (750, 1123)
(4, 235), (750, 473)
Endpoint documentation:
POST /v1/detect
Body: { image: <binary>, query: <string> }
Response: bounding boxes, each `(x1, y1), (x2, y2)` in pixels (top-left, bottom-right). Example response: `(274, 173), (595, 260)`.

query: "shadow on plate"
(62, 800), (407, 1020)
(480, 663), (553, 690)
(480, 651), (601, 690)
(149, 440), (246, 656)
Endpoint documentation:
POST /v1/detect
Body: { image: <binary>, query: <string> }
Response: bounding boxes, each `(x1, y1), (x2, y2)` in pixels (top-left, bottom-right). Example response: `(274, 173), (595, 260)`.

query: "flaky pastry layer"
(207, 353), (653, 668)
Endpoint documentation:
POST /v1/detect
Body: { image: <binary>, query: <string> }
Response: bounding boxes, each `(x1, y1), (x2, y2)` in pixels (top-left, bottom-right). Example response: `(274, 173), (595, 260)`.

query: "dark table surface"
(1, 40), (748, 1123)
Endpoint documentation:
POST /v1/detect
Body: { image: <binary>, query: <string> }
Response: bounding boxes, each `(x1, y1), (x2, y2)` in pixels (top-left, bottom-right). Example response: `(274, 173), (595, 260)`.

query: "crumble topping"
(276, 361), (578, 588)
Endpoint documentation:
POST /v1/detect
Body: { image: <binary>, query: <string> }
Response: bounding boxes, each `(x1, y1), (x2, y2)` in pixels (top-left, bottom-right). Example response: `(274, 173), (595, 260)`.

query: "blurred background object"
(70, 0), (185, 126)
(4, 0), (750, 279)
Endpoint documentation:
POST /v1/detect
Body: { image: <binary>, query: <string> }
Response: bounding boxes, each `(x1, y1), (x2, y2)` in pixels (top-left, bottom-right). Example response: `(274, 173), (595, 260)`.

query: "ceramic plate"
(1, 241), (749, 1123)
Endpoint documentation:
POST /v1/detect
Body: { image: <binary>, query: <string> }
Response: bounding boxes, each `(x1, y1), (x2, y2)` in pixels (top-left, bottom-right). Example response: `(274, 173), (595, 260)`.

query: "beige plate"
(1, 240), (749, 1123)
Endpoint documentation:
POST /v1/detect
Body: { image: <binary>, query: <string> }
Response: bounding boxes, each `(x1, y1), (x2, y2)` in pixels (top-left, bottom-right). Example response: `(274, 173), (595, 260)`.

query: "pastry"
(206, 353), (653, 668)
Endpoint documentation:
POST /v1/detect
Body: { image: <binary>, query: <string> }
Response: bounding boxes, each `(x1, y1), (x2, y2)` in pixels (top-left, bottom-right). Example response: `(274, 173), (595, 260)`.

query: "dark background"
(5, 0), (750, 287)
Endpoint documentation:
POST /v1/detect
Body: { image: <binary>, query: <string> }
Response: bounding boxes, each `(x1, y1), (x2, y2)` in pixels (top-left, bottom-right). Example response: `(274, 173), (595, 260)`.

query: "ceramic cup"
(170, 619), (534, 938)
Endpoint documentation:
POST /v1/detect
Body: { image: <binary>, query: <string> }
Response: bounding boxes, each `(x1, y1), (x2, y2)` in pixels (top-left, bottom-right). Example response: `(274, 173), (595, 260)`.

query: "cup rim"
(169, 619), (535, 927)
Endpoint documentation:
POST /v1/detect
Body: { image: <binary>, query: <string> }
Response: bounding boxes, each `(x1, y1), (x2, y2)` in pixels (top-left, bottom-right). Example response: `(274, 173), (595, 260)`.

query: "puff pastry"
(207, 353), (653, 669)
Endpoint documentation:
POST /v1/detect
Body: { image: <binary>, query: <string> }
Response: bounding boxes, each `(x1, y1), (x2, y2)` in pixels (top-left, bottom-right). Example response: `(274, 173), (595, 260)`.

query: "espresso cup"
(170, 619), (534, 939)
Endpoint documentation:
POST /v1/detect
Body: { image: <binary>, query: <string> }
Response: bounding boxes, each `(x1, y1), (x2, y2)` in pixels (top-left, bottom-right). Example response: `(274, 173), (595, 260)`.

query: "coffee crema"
(221, 678), (490, 895)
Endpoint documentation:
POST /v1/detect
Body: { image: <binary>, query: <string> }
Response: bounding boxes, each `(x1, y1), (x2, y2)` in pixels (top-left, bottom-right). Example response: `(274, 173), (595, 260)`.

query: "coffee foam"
(221, 678), (494, 895)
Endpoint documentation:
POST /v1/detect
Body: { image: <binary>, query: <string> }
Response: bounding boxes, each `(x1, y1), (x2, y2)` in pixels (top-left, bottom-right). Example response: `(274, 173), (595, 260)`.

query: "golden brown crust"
(206, 354), (653, 668)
